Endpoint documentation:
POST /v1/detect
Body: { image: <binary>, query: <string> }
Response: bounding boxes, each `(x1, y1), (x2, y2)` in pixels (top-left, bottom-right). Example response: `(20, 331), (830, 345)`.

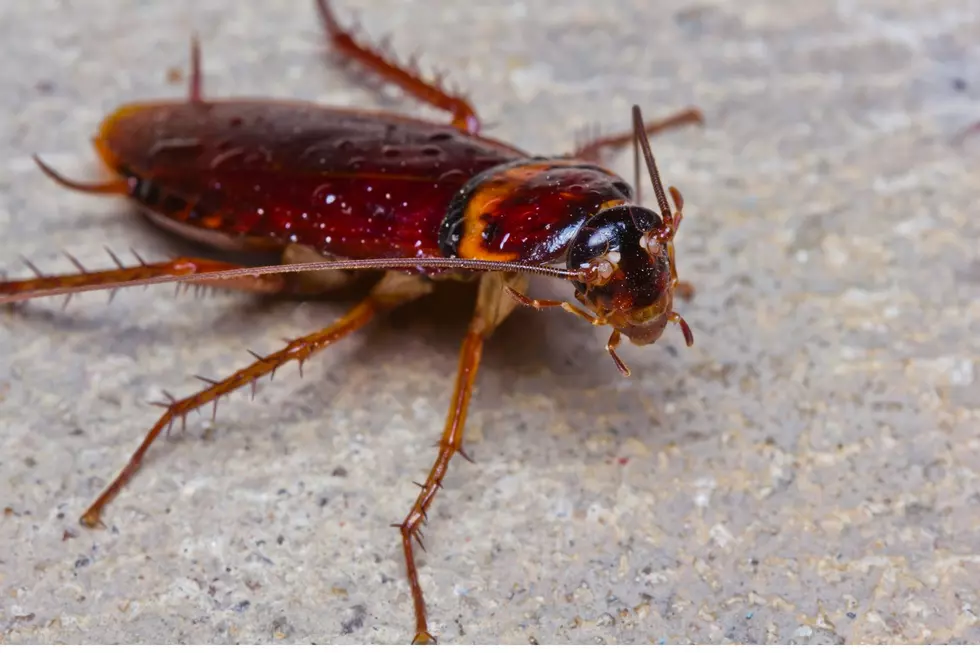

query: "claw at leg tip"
(79, 511), (105, 529)
(412, 631), (437, 645)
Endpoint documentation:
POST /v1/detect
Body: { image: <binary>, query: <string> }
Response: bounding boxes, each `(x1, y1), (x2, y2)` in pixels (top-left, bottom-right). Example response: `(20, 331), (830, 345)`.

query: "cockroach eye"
(591, 255), (618, 283)
(639, 232), (662, 257)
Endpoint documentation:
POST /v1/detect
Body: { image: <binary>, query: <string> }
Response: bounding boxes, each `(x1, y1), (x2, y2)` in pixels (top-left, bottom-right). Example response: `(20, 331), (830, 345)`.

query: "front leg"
(395, 271), (528, 644)
(503, 285), (605, 325)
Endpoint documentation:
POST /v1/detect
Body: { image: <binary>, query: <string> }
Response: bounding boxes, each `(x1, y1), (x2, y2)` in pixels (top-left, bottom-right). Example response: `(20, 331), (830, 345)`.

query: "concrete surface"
(1, 0), (979, 645)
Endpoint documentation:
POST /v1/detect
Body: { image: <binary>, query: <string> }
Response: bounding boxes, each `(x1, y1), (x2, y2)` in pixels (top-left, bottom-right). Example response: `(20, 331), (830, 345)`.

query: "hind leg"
(315, 0), (481, 134)
(0, 251), (288, 305)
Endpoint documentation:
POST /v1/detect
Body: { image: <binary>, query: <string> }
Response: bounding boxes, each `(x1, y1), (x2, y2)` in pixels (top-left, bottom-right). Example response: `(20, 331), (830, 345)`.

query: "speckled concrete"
(2, 0), (979, 645)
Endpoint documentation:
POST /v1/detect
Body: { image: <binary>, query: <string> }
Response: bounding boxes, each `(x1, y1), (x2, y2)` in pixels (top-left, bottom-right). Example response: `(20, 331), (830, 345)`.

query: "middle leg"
(395, 270), (529, 644)
(78, 271), (433, 528)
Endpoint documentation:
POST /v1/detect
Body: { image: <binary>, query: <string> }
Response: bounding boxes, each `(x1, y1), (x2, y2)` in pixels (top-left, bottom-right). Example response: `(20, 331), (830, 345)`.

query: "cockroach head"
(567, 201), (681, 347)
(566, 104), (694, 357)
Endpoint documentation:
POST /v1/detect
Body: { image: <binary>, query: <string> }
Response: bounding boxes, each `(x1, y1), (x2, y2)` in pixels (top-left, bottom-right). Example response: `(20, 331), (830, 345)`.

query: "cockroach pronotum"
(1, 0), (703, 643)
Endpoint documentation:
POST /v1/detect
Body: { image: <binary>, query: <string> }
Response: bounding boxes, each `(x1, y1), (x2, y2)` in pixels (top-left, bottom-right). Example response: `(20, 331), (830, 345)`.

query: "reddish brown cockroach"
(0, 0), (702, 643)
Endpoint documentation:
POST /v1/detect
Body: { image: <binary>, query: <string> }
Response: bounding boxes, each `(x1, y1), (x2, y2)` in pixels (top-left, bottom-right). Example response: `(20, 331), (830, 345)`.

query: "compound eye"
(588, 252), (620, 284)
(640, 231), (664, 258)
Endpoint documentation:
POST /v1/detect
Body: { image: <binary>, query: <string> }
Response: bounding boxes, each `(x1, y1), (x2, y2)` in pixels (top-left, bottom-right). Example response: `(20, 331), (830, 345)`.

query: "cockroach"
(1, 0), (702, 643)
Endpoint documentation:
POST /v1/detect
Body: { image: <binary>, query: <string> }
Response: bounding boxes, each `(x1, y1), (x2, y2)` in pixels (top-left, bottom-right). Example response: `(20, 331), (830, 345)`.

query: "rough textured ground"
(2, 0), (979, 645)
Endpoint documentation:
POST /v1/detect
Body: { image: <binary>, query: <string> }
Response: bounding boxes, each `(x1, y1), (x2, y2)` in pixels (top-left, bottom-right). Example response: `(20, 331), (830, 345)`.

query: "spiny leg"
(5, 155), (280, 305)
(572, 107), (704, 163)
(80, 271), (432, 528)
(397, 271), (528, 644)
(0, 252), (285, 303)
(315, 0), (481, 134)
(0, 242), (384, 307)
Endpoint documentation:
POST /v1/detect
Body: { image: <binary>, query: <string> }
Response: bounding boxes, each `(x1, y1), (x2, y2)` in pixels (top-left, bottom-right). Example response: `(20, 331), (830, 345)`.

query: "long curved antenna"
(0, 255), (586, 305)
(632, 112), (642, 208)
(632, 105), (673, 224)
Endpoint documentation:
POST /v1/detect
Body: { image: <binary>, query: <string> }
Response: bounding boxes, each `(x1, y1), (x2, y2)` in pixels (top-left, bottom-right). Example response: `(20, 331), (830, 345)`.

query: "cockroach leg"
(504, 285), (605, 325)
(571, 107), (703, 163)
(315, 0), (481, 134)
(80, 271), (432, 529)
(33, 155), (129, 195)
(396, 271), (526, 644)
(0, 254), (283, 300)
(606, 329), (630, 376)
(668, 311), (695, 347)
